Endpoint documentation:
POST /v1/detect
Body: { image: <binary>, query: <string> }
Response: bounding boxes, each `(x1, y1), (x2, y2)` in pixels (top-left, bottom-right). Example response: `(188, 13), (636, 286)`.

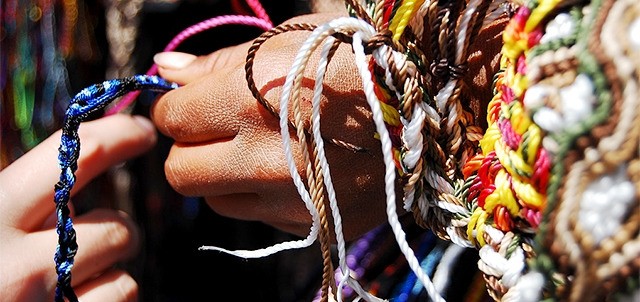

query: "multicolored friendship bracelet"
(48, 1), (278, 301)
(47, 0), (640, 301)
(53, 75), (177, 302)
(261, 0), (638, 300)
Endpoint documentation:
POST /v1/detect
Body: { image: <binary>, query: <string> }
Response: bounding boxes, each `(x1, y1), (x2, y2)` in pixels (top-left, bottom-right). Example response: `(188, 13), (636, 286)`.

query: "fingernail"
(153, 52), (197, 70)
(132, 115), (155, 135)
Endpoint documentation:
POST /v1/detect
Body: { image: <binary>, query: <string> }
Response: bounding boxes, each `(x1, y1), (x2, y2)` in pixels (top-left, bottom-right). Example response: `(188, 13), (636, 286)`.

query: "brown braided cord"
(306, 138), (336, 302)
(465, 0), (494, 57)
(290, 48), (334, 302)
(328, 27), (398, 54)
(442, 0), (493, 175)
(392, 47), (455, 235)
(480, 231), (520, 300)
(405, 0), (502, 236)
(245, 22), (316, 125)
(444, 0), (464, 79)
(372, 0), (386, 31)
(443, 81), (471, 173)
(245, 22), (368, 154)
(244, 22), (345, 300)
(382, 40), (409, 100)
(290, 34), (353, 301)
(404, 158), (428, 228)
(428, 1), (450, 86)
(344, 0), (375, 27)
(309, 39), (344, 301)
(483, 273), (508, 301)
(377, 22), (456, 237)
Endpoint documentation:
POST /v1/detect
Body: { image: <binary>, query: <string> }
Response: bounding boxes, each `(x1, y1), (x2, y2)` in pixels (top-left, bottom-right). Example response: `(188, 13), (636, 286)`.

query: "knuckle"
(76, 131), (106, 161)
(163, 152), (198, 196)
(92, 209), (138, 255)
(114, 272), (139, 302)
(151, 89), (190, 139)
(151, 91), (185, 138)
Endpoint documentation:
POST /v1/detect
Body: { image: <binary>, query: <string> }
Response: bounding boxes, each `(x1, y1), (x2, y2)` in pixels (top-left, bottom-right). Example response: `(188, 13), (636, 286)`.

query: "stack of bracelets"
(50, 0), (638, 301)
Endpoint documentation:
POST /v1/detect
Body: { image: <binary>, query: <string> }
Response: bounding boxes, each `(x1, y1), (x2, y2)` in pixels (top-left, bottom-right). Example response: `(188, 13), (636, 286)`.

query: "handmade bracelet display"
(43, 0), (638, 301)
(47, 1), (275, 300)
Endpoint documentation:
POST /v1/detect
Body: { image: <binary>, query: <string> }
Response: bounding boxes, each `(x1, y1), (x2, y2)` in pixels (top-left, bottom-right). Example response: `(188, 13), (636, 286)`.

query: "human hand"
(151, 13), (396, 241)
(0, 114), (156, 301)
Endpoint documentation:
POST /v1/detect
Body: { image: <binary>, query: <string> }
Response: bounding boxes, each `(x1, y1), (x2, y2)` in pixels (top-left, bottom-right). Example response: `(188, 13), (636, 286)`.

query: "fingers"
(154, 42), (251, 85)
(151, 64), (250, 143)
(75, 269), (138, 302)
(28, 209), (139, 289)
(164, 130), (292, 197)
(150, 31), (315, 145)
(0, 114), (157, 231)
(153, 12), (349, 86)
(153, 52), (199, 85)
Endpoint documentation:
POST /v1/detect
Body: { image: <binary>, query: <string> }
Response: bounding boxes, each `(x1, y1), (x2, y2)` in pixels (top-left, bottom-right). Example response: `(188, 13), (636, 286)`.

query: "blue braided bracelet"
(54, 75), (177, 302)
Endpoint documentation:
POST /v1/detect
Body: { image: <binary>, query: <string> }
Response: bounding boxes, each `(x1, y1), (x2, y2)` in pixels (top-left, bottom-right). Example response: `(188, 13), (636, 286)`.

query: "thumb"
(154, 42), (252, 85)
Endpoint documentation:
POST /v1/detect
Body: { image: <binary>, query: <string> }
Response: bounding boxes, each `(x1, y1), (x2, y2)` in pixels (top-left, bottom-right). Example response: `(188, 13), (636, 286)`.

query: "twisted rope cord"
(263, 12), (450, 300)
(278, 17), (398, 302)
(388, 0), (426, 41)
(378, 48), (453, 235)
(246, 0), (272, 25)
(244, 22), (369, 153)
(54, 75), (178, 302)
(408, 0), (499, 241)
(374, 1), (439, 232)
(289, 36), (341, 302)
(368, 0), (485, 246)
(345, 0), (375, 26)
(436, 0), (491, 174)
(458, 0), (565, 299)
(389, 58), (456, 238)
(523, 0), (640, 299)
(406, 0), (431, 38)
(309, 146), (336, 302)
(200, 19), (344, 265)
(245, 22), (317, 123)
(362, 2), (461, 246)
(354, 30), (445, 302)
(282, 19), (370, 301)
(371, 0), (386, 31)
(244, 24), (393, 299)
(106, 5), (274, 115)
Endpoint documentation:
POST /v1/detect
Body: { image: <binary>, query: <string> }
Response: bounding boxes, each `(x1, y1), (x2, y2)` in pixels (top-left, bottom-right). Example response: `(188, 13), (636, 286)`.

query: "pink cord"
(246, 0), (272, 25)
(105, 1), (274, 116)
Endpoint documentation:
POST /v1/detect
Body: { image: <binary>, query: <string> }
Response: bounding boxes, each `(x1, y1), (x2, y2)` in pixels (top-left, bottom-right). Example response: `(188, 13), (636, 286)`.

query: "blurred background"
(1, 0), (325, 300)
(1, 1), (489, 301)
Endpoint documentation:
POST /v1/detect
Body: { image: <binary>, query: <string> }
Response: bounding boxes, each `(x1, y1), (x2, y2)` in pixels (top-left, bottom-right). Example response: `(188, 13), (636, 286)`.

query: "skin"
(151, 13), (396, 241)
(0, 10), (507, 302)
(0, 114), (154, 302)
(151, 12), (506, 241)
